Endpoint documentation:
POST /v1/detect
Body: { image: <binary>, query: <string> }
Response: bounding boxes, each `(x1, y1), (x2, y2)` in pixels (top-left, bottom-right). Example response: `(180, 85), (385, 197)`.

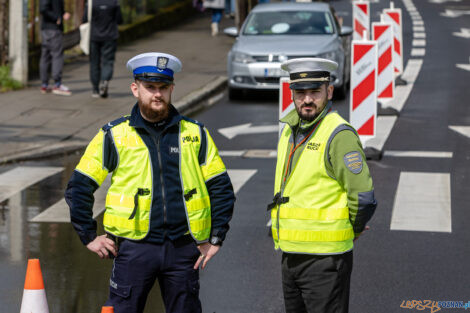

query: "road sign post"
(353, 0), (370, 40)
(372, 20), (395, 100)
(350, 35), (378, 142)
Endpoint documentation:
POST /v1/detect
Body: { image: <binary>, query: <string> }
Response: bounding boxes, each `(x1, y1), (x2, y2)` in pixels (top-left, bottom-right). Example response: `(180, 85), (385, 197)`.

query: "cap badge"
(299, 73), (308, 78)
(157, 57), (169, 70)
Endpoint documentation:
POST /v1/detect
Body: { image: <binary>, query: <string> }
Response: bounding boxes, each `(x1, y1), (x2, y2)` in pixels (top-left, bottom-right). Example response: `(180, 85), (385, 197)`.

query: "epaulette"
(181, 116), (204, 128)
(102, 115), (131, 131)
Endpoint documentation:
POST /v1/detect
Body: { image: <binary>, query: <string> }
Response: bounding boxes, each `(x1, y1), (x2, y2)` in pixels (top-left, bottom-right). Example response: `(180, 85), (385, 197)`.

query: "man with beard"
(65, 52), (235, 313)
(268, 58), (377, 313)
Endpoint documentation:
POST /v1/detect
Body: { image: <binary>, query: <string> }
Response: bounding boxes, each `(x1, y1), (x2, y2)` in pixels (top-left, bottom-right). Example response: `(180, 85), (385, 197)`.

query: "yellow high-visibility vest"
(76, 119), (226, 242)
(272, 112), (354, 254)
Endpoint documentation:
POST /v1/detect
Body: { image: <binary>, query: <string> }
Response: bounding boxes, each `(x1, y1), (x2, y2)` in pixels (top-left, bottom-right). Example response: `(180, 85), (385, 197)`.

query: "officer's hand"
(63, 12), (71, 21)
(86, 234), (117, 259)
(354, 225), (370, 242)
(194, 242), (220, 270)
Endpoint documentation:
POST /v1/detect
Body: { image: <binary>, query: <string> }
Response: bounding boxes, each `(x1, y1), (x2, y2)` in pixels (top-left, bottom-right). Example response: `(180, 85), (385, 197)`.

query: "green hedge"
(0, 66), (23, 92)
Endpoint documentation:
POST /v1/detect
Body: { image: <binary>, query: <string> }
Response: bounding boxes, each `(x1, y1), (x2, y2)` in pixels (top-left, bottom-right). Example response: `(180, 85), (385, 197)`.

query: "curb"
(1, 77), (228, 165)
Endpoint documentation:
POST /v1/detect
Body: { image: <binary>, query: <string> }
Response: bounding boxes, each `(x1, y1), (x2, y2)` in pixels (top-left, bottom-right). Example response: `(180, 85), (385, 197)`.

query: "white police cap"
(126, 52), (182, 84)
(281, 58), (338, 90)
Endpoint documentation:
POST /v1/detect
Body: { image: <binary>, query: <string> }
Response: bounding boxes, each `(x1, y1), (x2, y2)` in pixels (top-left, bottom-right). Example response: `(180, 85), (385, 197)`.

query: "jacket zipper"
(152, 135), (167, 229)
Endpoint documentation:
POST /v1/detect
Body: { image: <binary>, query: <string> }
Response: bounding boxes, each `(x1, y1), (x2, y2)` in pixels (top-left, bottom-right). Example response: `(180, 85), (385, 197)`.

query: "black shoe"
(99, 81), (109, 98)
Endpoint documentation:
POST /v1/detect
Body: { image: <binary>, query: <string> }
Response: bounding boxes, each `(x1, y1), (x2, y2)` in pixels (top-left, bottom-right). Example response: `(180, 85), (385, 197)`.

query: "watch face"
(211, 237), (217, 245)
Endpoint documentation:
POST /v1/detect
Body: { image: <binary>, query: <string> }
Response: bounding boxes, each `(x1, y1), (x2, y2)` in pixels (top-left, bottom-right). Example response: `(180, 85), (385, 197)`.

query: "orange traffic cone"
(20, 259), (49, 313)
(101, 306), (114, 313)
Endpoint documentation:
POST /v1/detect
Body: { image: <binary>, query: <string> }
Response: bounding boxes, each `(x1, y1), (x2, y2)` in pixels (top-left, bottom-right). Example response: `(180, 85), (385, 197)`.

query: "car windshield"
(242, 11), (335, 36)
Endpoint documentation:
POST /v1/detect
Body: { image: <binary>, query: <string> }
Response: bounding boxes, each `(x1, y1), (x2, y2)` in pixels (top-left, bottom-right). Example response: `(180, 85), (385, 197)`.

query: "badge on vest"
(343, 151), (363, 174)
(182, 135), (199, 143)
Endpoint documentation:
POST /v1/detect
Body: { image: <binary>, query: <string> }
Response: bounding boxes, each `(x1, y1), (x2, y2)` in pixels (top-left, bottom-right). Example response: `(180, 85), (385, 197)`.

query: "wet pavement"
(0, 151), (167, 312)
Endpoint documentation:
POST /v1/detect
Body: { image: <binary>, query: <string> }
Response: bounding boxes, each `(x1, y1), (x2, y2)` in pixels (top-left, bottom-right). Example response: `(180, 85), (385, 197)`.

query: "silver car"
(226, 2), (352, 99)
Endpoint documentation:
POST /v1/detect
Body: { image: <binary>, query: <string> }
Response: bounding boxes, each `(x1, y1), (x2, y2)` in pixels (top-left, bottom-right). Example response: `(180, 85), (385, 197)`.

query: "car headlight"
(233, 51), (255, 64)
(317, 51), (339, 64)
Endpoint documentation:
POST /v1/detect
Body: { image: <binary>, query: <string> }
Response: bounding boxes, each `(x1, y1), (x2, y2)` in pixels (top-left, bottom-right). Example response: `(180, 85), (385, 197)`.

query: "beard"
(295, 96), (329, 122)
(139, 97), (170, 122)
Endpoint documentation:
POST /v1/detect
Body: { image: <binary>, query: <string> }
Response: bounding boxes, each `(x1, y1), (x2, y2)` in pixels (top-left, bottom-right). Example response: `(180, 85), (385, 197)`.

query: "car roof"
(251, 2), (331, 13)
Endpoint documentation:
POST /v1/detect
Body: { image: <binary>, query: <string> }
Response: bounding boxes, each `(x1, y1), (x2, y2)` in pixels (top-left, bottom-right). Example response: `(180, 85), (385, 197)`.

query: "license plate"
(264, 68), (283, 77)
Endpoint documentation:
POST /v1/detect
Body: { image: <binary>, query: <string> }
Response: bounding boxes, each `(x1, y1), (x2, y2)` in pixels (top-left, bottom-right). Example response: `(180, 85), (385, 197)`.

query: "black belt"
(267, 192), (289, 211)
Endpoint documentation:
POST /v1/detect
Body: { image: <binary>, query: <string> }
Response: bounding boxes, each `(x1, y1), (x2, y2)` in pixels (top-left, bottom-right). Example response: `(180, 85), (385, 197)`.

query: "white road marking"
(30, 176), (111, 222)
(363, 116), (397, 151)
(429, 0), (461, 3)
(452, 28), (470, 39)
(449, 125), (470, 138)
(31, 169), (258, 223)
(412, 39), (426, 46)
(456, 57), (470, 71)
(220, 150), (277, 158)
(414, 32), (426, 38)
(227, 169), (257, 194)
(218, 123), (278, 139)
(391, 172), (451, 233)
(0, 166), (64, 203)
(387, 59), (424, 112)
(411, 48), (426, 56)
(384, 151), (453, 158)
(413, 20), (424, 25)
(440, 9), (470, 18)
(413, 26), (425, 32)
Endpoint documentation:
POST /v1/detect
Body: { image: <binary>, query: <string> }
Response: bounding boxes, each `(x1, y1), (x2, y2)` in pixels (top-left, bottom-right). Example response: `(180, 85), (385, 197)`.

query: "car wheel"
(228, 87), (243, 100)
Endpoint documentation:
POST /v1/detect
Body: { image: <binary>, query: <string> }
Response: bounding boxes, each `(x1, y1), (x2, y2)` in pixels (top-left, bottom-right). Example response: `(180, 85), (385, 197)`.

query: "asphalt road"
(0, 0), (469, 312)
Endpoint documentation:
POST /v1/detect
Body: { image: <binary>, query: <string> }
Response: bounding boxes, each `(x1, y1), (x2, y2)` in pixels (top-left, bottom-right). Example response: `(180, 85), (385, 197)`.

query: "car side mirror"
(224, 27), (239, 37)
(340, 26), (353, 37)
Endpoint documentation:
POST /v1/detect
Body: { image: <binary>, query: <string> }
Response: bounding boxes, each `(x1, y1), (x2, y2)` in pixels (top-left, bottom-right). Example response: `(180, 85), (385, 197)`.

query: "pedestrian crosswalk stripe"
(30, 177), (111, 223)
(391, 172), (451, 232)
(384, 151), (453, 158)
(0, 166), (64, 203)
(30, 169), (257, 223)
(449, 125), (470, 139)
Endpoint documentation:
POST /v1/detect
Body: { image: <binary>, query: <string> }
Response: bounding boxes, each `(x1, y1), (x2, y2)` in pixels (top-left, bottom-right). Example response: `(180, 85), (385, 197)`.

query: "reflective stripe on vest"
(272, 112), (355, 254)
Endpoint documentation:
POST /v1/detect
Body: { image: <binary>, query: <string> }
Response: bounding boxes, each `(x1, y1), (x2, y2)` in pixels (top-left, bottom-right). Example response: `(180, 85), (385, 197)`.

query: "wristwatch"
(210, 236), (223, 246)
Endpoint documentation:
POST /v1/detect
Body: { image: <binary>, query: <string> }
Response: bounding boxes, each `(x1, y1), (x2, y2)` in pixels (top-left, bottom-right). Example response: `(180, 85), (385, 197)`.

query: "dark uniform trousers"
(105, 235), (202, 313)
(282, 251), (353, 313)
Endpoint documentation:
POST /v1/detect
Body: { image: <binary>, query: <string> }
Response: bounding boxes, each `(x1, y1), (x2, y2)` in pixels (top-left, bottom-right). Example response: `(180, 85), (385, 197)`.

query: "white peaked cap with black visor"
(127, 52), (182, 84)
(281, 57), (338, 90)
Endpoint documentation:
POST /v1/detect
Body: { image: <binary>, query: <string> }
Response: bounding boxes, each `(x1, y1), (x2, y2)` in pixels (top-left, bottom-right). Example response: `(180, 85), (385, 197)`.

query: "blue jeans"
(105, 236), (202, 313)
(212, 8), (223, 23)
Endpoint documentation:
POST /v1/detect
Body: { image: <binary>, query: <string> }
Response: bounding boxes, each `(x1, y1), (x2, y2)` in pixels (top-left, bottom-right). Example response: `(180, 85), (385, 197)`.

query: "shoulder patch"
(343, 151), (363, 174)
(102, 115), (130, 131)
(181, 116), (204, 127)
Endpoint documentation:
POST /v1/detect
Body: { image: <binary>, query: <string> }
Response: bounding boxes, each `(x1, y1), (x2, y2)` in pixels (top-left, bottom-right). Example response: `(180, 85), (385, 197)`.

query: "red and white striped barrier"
(350, 36), (377, 139)
(279, 77), (294, 121)
(372, 20), (394, 100)
(353, 0), (370, 40)
(383, 2), (403, 74)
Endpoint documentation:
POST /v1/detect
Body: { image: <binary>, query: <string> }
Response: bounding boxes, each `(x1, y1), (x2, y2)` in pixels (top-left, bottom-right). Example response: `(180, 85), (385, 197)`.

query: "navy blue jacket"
(65, 103), (235, 245)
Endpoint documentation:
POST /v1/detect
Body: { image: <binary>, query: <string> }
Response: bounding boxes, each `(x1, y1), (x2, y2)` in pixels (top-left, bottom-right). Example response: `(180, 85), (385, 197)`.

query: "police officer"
(65, 52), (235, 313)
(268, 58), (377, 313)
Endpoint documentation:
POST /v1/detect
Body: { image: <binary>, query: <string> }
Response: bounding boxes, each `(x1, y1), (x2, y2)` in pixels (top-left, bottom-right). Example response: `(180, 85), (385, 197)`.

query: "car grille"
(252, 55), (315, 62)
(254, 77), (280, 84)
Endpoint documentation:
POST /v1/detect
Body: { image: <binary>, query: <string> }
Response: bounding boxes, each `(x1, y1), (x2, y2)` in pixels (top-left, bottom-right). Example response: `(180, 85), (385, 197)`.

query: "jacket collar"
(129, 102), (182, 130)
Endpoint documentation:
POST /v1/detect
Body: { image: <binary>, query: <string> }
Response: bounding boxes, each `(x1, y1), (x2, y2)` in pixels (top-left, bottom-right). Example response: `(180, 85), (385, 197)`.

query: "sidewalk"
(0, 13), (235, 164)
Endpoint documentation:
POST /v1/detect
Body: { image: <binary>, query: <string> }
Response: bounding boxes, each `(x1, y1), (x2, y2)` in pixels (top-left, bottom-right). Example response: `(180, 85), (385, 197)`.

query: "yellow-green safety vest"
(272, 112), (355, 254)
(75, 118), (226, 242)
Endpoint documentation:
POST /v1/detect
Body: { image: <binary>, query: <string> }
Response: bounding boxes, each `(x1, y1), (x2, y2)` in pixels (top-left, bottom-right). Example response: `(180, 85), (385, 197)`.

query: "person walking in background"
(203, 0), (224, 36)
(83, 0), (123, 98)
(39, 0), (72, 96)
(224, 0), (235, 18)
